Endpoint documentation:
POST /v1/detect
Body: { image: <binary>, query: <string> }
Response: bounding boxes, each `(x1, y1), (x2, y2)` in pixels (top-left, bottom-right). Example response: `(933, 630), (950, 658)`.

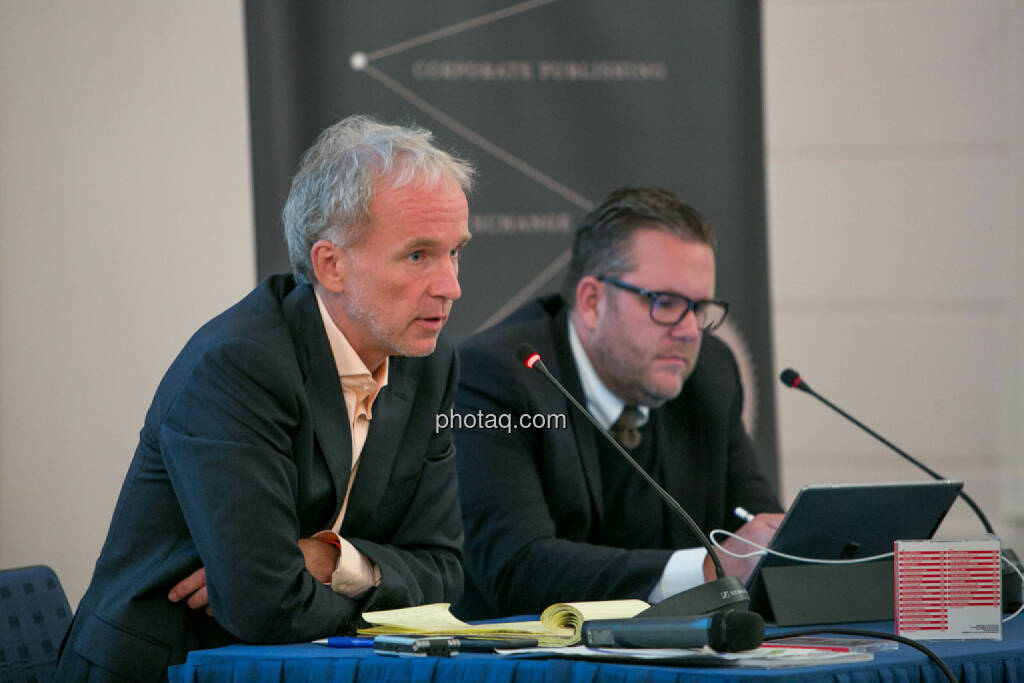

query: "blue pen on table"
(314, 636), (375, 648)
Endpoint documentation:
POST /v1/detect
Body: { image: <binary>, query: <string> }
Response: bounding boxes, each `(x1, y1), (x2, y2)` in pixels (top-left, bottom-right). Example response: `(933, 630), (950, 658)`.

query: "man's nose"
(429, 259), (462, 300)
(668, 306), (701, 339)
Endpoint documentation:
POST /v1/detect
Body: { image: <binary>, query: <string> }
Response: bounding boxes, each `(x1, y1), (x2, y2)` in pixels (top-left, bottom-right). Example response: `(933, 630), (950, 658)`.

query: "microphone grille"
(709, 610), (765, 652)
(779, 368), (801, 388)
(516, 343), (541, 368)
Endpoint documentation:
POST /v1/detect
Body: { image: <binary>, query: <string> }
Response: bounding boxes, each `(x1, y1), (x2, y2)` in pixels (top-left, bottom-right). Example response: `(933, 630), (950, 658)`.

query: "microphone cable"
(709, 528), (895, 563)
(763, 627), (956, 683)
(718, 523), (959, 682)
(708, 528), (1024, 622)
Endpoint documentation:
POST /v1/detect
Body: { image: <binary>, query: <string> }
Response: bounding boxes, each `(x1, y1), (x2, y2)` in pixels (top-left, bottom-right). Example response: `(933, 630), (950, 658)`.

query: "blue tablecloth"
(169, 618), (1024, 683)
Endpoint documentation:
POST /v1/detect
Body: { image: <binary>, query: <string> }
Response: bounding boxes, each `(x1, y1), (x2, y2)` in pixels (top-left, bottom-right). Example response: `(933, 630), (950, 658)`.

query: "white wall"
(0, 2), (255, 607)
(764, 0), (1024, 550)
(2, 0), (1020, 611)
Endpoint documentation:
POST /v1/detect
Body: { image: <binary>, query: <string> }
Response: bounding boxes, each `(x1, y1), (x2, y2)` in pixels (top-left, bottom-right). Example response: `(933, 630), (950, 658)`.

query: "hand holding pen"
(705, 507), (784, 583)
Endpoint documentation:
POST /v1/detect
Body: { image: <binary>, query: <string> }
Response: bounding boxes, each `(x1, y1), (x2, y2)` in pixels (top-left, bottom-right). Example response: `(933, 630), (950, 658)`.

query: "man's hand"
(703, 513), (783, 583)
(168, 567), (212, 616)
(169, 537), (341, 613)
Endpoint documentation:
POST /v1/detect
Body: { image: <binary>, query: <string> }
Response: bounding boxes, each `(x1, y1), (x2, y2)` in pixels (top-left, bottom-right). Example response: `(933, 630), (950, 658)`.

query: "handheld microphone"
(582, 610), (765, 652)
(779, 366), (1022, 611)
(516, 343), (750, 616)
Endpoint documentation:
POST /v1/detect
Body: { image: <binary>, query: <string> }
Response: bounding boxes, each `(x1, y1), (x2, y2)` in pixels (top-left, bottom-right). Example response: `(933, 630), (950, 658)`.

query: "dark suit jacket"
(57, 276), (463, 681)
(453, 296), (779, 619)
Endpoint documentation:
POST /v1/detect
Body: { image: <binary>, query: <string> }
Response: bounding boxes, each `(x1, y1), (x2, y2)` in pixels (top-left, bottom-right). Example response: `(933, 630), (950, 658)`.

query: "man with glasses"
(453, 187), (781, 619)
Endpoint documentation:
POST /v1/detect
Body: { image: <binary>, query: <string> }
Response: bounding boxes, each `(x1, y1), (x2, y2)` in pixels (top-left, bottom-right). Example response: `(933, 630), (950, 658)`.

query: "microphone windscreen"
(516, 343), (538, 366)
(779, 368), (801, 388)
(709, 610), (765, 652)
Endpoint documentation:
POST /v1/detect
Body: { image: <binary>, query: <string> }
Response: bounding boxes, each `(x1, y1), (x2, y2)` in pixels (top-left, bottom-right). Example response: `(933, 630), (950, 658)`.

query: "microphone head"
(708, 610), (765, 652)
(779, 367), (810, 392)
(516, 343), (542, 369)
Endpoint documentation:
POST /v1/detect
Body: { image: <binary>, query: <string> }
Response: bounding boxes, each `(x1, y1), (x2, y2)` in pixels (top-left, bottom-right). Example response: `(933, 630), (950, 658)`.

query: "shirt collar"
(314, 289), (389, 396)
(567, 317), (649, 430)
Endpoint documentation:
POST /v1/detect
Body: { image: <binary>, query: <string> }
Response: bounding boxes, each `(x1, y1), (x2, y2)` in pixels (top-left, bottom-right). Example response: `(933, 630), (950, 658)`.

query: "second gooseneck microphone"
(516, 343), (751, 617)
(779, 367), (993, 534)
(779, 366), (1024, 611)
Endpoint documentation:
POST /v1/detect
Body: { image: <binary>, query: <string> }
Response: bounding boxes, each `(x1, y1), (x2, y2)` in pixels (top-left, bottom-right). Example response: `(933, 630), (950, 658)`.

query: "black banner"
(245, 0), (778, 485)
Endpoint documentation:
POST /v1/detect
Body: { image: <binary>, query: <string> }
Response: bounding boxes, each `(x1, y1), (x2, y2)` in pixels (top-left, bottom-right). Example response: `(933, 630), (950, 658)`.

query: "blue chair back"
(0, 565), (72, 683)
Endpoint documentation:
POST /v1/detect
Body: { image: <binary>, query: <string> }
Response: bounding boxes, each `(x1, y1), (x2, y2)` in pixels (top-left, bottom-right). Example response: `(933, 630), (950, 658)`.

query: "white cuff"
(648, 547), (708, 603)
(330, 537), (382, 599)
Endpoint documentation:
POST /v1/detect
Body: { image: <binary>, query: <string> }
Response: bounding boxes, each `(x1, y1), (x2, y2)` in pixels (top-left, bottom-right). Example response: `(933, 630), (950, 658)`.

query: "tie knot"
(610, 405), (643, 449)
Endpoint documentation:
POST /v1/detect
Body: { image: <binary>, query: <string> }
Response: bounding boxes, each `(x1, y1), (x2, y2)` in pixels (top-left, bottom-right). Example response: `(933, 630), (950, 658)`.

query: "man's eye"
(450, 247), (462, 261)
(408, 251), (423, 263)
(652, 296), (677, 310)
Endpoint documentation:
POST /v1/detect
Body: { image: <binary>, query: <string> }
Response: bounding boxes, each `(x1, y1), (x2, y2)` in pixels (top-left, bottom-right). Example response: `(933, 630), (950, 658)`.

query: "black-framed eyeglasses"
(597, 275), (729, 331)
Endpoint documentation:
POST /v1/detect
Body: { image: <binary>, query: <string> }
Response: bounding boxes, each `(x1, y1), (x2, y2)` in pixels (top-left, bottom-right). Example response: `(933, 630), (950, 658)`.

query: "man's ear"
(310, 239), (346, 293)
(574, 276), (603, 330)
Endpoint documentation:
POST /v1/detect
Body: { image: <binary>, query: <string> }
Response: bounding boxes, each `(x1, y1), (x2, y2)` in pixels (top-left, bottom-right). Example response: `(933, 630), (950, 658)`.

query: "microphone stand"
(519, 344), (750, 616)
(780, 368), (1022, 611)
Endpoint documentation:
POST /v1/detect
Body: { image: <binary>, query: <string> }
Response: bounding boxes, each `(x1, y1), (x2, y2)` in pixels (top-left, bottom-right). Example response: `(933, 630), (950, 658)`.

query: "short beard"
(347, 292), (441, 359)
(589, 293), (687, 407)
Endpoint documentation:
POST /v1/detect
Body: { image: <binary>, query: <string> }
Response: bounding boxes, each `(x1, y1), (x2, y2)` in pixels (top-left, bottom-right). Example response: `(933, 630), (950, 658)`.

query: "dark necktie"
(610, 405), (643, 449)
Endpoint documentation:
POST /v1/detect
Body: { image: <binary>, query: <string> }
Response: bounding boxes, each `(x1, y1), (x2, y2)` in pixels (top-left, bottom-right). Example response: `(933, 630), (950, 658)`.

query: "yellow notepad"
(359, 599), (649, 646)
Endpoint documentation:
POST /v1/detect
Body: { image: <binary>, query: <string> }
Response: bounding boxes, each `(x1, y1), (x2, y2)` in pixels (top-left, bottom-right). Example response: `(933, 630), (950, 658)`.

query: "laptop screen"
(744, 480), (964, 618)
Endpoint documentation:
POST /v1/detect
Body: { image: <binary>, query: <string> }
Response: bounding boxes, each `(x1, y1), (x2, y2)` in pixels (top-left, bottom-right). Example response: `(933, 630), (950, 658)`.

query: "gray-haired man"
(57, 115), (473, 681)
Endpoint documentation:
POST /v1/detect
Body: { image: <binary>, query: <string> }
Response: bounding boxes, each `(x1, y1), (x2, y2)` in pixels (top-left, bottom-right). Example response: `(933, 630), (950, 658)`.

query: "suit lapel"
(282, 284), (353, 516)
(340, 362), (414, 532)
(549, 307), (605, 522)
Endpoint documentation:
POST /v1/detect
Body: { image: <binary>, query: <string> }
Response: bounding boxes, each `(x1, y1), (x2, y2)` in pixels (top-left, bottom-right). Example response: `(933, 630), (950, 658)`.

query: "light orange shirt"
(313, 290), (387, 597)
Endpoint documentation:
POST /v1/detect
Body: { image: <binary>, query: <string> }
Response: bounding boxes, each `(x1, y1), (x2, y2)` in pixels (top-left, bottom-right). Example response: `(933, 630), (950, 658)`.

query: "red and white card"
(895, 537), (1002, 640)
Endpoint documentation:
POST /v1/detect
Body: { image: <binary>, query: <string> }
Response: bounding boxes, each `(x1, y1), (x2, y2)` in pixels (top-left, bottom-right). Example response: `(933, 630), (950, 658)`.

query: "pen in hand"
(733, 506), (755, 524)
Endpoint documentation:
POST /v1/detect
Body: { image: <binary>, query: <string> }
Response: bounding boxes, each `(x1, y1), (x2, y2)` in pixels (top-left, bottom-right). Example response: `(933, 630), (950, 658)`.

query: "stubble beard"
(590, 321), (695, 408)
(347, 292), (437, 359)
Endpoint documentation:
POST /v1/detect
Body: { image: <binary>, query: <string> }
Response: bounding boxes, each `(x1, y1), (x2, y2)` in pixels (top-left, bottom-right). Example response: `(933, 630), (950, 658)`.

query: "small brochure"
(765, 635), (898, 653)
(498, 644), (873, 668)
(895, 537), (1002, 640)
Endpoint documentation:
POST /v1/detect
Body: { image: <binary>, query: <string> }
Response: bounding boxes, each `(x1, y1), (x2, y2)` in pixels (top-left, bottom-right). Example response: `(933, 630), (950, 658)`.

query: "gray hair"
(563, 187), (716, 306)
(283, 115), (475, 285)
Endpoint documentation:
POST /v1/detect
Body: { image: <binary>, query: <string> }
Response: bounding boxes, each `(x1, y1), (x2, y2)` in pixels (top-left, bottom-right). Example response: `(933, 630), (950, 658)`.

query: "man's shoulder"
(166, 275), (318, 372)
(694, 333), (738, 375)
(453, 296), (567, 409)
(459, 295), (564, 361)
(170, 276), (307, 378)
(141, 276), (307, 431)
(197, 274), (299, 339)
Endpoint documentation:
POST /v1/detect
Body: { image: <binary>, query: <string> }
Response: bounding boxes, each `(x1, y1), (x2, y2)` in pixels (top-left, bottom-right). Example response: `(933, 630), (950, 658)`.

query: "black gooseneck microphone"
(779, 367), (993, 532)
(780, 366), (1022, 611)
(516, 343), (753, 618)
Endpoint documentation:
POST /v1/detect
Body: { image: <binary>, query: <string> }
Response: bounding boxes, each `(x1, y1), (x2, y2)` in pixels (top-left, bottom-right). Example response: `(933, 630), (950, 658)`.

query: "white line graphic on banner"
(364, 0), (561, 61)
(359, 64), (592, 211)
(351, 0), (588, 331)
(343, 0), (761, 434)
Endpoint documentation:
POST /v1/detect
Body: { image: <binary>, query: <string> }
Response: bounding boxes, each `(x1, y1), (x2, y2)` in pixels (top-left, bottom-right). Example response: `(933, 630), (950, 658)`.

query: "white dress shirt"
(312, 289), (385, 597)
